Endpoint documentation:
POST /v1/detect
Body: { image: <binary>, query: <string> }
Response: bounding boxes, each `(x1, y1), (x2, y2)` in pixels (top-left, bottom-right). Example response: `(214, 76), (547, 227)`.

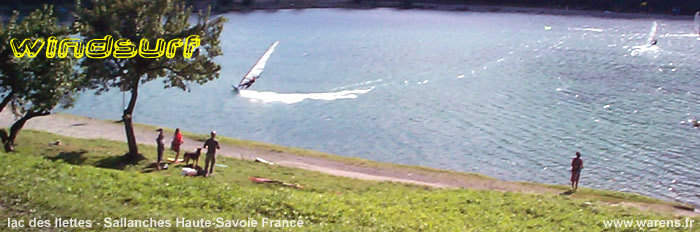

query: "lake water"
(64, 9), (700, 207)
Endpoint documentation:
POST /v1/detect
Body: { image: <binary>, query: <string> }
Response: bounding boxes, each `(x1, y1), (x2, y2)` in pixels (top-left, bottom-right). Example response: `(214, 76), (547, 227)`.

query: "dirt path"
(1, 112), (697, 217)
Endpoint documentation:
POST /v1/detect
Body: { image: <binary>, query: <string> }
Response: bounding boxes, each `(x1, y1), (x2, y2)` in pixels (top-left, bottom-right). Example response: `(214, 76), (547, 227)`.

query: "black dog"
(183, 148), (202, 168)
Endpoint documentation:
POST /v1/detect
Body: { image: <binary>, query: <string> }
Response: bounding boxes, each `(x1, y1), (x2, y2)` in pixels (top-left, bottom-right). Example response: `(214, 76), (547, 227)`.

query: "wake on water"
(659, 33), (699, 38)
(331, 78), (383, 91)
(568, 27), (604, 32)
(628, 44), (659, 56)
(628, 21), (661, 57)
(239, 87), (374, 104)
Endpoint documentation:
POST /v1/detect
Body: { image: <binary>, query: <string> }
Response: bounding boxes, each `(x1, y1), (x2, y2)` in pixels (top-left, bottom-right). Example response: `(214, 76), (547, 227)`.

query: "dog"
(183, 148), (202, 168)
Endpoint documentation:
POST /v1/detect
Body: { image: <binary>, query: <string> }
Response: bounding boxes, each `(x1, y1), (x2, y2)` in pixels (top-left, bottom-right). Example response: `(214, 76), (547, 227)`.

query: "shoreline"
(202, 1), (698, 20)
(396, 4), (695, 20)
(1, 2), (697, 21)
(1, 111), (697, 217)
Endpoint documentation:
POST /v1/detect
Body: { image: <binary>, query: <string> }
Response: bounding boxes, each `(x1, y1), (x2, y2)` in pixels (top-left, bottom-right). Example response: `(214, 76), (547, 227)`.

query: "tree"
(0, 5), (81, 152)
(73, 0), (225, 161)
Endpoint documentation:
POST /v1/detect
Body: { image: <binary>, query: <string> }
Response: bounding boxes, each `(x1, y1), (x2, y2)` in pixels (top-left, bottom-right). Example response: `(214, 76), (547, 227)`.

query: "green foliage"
(1, 130), (696, 231)
(73, 0), (226, 93)
(0, 5), (81, 151)
(0, 5), (79, 115)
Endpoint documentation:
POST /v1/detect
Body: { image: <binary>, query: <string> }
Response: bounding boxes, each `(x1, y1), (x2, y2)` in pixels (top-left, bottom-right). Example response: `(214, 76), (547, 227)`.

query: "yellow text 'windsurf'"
(9, 35), (200, 59)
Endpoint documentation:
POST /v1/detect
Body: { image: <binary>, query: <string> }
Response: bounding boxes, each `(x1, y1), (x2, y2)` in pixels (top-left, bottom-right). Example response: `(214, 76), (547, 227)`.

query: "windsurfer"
(696, 11), (700, 36)
(234, 41), (279, 92)
(239, 77), (256, 89)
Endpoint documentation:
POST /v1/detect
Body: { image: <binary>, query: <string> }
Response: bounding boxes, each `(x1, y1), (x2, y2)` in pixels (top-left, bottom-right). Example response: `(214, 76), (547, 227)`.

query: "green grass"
(10, 130), (417, 194)
(0, 130), (698, 231)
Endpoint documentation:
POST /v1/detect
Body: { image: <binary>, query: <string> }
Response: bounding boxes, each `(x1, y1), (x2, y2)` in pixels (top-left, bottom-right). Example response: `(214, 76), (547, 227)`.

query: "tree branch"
(0, 90), (15, 114)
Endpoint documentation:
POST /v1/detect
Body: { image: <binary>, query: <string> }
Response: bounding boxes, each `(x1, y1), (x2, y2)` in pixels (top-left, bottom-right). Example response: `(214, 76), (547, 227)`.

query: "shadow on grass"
(95, 153), (146, 170)
(672, 204), (696, 212)
(46, 151), (88, 165)
(560, 189), (576, 195)
(142, 162), (178, 173)
(142, 162), (161, 173)
(140, 159), (196, 173)
(43, 149), (149, 171)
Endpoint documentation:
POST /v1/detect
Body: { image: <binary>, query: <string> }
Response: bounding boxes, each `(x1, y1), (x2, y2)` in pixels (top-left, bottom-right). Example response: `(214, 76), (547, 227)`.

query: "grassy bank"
(130, 121), (687, 208)
(0, 130), (697, 231)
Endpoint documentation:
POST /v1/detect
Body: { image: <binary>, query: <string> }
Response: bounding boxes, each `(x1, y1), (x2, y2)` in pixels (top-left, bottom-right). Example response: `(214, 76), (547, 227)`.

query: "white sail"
(238, 41), (279, 88)
(647, 21), (658, 45)
(694, 11), (700, 35)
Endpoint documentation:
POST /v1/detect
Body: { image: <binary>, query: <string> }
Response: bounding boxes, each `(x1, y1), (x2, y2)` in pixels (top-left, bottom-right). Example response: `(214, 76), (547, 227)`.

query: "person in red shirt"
(571, 152), (584, 191)
(171, 128), (184, 163)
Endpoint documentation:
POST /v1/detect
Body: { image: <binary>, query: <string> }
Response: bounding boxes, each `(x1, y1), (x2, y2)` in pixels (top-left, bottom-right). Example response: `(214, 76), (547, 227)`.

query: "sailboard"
(694, 11), (700, 36)
(646, 21), (658, 46)
(167, 157), (184, 163)
(233, 41), (279, 93)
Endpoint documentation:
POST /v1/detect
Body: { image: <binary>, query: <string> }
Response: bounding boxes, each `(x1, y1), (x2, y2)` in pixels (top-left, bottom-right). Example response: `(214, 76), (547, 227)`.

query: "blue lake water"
(64, 9), (700, 207)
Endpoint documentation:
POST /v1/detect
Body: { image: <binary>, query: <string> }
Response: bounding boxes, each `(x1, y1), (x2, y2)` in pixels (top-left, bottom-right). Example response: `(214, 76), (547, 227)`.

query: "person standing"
(570, 152), (584, 191)
(156, 128), (165, 171)
(171, 128), (184, 163)
(203, 131), (220, 177)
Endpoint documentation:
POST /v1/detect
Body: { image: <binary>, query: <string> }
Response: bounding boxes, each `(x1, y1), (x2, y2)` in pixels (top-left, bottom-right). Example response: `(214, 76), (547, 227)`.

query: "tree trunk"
(3, 110), (50, 152)
(0, 91), (15, 114)
(122, 82), (140, 160)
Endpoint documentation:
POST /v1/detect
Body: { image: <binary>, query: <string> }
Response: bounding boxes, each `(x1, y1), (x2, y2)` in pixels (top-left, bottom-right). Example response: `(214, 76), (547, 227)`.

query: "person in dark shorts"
(156, 128), (165, 171)
(203, 131), (220, 177)
(570, 152), (583, 191)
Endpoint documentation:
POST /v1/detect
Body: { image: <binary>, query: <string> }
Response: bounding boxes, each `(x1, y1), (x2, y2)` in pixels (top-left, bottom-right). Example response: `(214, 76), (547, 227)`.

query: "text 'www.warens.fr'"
(9, 35), (200, 59)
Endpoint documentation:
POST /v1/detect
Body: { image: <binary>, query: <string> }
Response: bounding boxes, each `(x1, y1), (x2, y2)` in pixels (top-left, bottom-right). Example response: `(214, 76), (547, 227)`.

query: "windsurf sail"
(647, 21), (658, 46)
(694, 11), (700, 35)
(236, 41), (279, 90)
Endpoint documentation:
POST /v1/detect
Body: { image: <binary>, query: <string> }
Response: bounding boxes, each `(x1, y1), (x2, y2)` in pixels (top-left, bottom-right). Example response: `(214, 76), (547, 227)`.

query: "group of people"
(156, 127), (586, 186)
(155, 128), (220, 177)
